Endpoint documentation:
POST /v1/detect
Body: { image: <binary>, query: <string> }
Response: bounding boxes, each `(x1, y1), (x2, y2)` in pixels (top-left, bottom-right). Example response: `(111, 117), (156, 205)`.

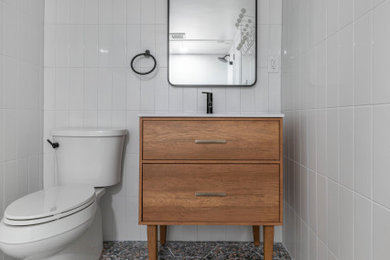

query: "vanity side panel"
(139, 118), (144, 223)
(279, 118), (283, 223)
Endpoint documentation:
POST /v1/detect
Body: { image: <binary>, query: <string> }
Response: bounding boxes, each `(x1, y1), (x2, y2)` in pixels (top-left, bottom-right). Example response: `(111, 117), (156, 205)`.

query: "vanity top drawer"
(142, 163), (280, 223)
(141, 119), (281, 160)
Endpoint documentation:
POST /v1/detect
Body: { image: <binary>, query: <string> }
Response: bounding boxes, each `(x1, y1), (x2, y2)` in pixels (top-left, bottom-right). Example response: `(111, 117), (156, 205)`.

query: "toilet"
(0, 128), (127, 260)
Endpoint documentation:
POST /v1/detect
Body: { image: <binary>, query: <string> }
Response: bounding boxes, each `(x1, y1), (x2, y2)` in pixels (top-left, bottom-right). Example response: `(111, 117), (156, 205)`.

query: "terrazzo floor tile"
(204, 242), (259, 260)
(101, 241), (148, 260)
(167, 242), (218, 259)
(100, 241), (291, 260)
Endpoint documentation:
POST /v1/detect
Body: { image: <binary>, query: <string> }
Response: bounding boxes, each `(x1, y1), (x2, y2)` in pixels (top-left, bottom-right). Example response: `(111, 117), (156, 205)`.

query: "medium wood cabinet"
(139, 117), (283, 260)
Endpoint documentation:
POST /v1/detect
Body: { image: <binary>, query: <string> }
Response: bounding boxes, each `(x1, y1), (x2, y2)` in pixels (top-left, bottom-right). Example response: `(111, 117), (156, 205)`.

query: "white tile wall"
(0, 0), (45, 259)
(43, 0), (283, 242)
(282, 0), (390, 259)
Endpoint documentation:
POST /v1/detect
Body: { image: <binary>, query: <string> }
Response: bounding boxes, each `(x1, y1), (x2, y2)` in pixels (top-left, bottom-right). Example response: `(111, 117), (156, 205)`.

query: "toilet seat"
(4, 185), (96, 226)
(0, 198), (97, 258)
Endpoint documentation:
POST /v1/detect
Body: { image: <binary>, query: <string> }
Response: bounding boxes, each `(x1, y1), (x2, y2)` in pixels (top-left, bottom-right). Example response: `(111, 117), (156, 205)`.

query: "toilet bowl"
(0, 186), (105, 260)
(0, 128), (127, 260)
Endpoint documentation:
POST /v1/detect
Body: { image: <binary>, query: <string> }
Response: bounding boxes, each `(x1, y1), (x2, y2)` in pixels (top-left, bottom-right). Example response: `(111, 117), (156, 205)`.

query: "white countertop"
(138, 113), (285, 118)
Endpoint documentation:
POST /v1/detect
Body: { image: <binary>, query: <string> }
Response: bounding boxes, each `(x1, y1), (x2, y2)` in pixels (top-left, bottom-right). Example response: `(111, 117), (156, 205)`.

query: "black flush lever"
(47, 139), (60, 149)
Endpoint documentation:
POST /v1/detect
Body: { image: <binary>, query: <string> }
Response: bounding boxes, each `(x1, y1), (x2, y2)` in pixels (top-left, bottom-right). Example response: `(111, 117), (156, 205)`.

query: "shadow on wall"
(101, 133), (131, 240)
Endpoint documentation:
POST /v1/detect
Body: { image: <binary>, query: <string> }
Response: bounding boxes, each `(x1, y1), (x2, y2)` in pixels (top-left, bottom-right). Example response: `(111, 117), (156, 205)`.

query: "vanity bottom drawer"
(142, 164), (280, 223)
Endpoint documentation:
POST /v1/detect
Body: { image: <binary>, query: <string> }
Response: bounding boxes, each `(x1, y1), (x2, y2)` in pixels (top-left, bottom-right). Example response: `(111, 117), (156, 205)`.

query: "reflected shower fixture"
(218, 54), (229, 63)
(218, 54), (233, 65)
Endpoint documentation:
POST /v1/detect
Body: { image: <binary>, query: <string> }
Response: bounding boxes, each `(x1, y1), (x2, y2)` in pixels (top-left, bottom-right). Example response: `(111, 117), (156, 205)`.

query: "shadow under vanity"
(138, 115), (284, 260)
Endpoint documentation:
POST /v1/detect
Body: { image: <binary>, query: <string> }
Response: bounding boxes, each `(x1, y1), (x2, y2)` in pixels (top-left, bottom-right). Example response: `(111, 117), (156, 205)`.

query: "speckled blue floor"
(101, 241), (291, 260)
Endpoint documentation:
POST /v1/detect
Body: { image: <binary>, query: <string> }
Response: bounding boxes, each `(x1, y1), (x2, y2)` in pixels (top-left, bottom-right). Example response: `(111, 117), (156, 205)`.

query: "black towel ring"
(130, 50), (157, 75)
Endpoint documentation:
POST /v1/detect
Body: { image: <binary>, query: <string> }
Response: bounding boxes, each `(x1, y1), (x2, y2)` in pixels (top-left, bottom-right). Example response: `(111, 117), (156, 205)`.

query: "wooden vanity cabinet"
(139, 117), (283, 260)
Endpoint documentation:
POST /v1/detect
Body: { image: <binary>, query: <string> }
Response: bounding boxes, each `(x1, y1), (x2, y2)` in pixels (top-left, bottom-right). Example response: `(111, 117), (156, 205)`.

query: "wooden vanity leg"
(252, 226), (260, 246)
(147, 225), (158, 260)
(160, 225), (167, 245)
(263, 226), (274, 260)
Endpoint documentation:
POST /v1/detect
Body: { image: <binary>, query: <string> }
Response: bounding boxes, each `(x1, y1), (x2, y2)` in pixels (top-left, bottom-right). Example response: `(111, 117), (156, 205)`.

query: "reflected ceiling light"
(170, 32), (186, 40)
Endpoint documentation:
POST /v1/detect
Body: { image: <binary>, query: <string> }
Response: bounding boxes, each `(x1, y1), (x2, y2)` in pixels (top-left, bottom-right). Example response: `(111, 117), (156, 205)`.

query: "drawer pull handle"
(195, 192), (227, 197)
(195, 140), (227, 144)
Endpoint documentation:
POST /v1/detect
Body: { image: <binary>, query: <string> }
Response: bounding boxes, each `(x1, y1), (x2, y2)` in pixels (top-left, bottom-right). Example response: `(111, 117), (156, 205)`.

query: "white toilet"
(0, 128), (127, 260)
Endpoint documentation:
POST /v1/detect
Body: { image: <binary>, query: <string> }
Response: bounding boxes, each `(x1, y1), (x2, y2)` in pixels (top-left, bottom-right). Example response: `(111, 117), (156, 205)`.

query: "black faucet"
(202, 92), (213, 114)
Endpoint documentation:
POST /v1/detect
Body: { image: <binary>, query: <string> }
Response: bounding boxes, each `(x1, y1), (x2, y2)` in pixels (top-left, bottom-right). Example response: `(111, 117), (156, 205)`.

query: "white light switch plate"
(268, 56), (281, 73)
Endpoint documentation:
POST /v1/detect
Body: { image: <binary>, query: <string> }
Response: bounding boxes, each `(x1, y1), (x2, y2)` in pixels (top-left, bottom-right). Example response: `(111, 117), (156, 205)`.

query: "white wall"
(0, 0), (45, 259)
(282, 0), (390, 259)
(169, 55), (228, 85)
(43, 0), (282, 242)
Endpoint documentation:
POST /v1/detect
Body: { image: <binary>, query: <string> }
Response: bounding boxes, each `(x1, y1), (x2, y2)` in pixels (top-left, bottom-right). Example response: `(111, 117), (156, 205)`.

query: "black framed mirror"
(168, 0), (257, 87)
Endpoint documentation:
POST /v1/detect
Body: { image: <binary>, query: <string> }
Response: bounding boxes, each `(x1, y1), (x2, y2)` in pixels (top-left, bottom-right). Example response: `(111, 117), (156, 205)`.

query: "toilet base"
(29, 208), (103, 260)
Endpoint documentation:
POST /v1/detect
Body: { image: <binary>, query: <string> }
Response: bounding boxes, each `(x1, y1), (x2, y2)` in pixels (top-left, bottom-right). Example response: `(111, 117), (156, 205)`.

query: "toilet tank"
(51, 128), (127, 187)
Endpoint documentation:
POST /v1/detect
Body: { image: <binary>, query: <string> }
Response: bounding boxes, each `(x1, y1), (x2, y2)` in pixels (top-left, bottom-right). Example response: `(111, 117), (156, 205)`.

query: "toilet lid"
(4, 185), (95, 223)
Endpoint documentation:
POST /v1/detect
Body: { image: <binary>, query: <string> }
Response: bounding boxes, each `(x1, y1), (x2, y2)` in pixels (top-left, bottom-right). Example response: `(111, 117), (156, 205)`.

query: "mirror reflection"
(168, 0), (257, 86)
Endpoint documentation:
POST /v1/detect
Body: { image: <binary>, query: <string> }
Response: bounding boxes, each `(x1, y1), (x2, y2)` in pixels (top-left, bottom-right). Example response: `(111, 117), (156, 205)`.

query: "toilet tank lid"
(51, 128), (128, 137)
